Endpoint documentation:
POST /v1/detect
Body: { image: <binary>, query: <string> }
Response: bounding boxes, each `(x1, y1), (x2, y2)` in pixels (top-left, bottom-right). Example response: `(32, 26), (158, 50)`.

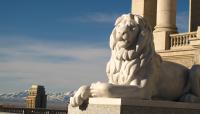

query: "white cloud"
(0, 38), (110, 93)
(59, 12), (121, 24)
(86, 13), (120, 23)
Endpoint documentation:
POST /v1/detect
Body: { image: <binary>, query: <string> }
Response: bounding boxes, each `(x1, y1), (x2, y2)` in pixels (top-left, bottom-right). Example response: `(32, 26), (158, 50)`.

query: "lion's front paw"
(90, 82), (112, 97)
(70, 96), (84, 107)
(70, 85), (90, 107)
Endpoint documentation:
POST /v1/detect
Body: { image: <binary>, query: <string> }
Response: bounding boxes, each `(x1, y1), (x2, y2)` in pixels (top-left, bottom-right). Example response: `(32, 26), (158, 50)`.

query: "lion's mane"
(106, 14), (159, 85)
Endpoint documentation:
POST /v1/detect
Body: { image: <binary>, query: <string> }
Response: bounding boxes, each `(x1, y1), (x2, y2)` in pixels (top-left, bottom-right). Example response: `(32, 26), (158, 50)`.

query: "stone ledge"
(68, 98), (200, 114)
(89, 98), (200, 109)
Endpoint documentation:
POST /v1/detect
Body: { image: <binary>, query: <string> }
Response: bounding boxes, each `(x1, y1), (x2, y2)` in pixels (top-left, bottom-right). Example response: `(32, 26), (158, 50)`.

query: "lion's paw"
(70, 85), (90, 107)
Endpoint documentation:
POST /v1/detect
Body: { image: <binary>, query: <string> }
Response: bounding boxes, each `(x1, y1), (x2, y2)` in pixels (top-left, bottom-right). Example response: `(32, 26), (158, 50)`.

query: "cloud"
(58, 12), (121, 24)
(176, 11), (189, 32)
(85, 13), (120, 23)
(0, 37), (110, 93)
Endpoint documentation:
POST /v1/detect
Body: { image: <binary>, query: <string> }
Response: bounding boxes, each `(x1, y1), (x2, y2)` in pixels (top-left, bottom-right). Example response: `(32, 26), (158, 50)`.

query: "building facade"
(132, 0), (200, 68)
(26, 85), (47, 108)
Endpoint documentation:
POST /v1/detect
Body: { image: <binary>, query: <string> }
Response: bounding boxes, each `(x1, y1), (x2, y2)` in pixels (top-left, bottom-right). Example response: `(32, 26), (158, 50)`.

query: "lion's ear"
(134, 16), (139, 24)
(135, 16), (151, 32)
(115, 15), (124, 26)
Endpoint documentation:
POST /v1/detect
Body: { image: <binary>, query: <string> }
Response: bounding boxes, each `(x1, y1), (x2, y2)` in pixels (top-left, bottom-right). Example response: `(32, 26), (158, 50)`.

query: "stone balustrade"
(0, 106), (67, 114)
(170, 32), (197, 49)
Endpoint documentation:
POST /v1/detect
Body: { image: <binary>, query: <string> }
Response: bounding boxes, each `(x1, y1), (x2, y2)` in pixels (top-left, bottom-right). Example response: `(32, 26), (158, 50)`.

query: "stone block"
(153, 31), (170, 51)
(68, 98), (200, 114)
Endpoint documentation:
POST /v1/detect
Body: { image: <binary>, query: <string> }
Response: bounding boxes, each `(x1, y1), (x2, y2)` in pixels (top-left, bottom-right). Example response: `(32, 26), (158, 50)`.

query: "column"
(189, 0), (200, 32)
(132, 0), (157, 30)
(153, 0), (177, 50)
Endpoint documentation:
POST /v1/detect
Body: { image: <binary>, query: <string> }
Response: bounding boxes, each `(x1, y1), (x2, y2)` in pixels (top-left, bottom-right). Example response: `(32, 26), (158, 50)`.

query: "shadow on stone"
(79, 99), (89, 110)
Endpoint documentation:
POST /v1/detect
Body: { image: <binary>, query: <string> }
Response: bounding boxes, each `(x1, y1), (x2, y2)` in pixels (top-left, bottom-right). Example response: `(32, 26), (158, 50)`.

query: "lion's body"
(154, 60), (189, 100)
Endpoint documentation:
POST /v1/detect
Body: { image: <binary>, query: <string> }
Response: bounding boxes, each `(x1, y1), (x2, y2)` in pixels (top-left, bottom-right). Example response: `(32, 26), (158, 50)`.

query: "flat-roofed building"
(26, 85), (47, 108)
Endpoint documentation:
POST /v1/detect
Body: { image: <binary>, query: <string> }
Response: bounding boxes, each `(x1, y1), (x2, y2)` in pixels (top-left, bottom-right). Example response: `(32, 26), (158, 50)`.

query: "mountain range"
(0, 91), (75, 109)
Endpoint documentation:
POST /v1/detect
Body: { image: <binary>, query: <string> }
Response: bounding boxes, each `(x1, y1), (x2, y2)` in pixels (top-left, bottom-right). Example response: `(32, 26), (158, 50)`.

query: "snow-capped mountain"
(47, 91), (75, 103)
(0, 91), (75, 103)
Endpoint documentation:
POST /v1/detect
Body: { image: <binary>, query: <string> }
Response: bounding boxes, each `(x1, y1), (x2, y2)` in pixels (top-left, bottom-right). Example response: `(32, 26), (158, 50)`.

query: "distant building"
(26, 85), (47, 108)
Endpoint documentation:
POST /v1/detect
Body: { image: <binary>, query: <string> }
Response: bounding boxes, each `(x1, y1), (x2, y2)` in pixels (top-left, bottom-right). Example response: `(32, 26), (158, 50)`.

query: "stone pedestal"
(153, 31), (171, 51)
(68, 98), (200, 114)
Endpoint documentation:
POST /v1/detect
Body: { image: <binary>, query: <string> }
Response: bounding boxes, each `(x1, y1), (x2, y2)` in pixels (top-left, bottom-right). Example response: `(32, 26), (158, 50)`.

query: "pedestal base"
(68, 98), (200, 114)
(153, 31), (171, 51)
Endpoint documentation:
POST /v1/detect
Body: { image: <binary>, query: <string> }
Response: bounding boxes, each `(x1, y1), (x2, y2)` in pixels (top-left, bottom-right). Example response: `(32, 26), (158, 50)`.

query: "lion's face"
(115, 14), (140, 49)
(107, 14), (155, 85)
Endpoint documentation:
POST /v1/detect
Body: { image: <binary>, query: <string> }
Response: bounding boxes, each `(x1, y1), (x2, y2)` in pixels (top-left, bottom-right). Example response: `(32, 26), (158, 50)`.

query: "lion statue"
(70, 13), (200, 107)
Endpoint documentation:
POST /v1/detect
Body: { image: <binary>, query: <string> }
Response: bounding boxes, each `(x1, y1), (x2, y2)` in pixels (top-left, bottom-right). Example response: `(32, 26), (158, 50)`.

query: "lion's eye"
(131, 26), (136, 31)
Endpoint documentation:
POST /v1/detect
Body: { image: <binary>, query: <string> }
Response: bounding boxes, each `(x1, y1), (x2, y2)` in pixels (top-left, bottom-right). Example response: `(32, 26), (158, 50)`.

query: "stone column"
(153, 0), (177, 51)
(131, 0), (157, 30)
(189, 0), (200, 32)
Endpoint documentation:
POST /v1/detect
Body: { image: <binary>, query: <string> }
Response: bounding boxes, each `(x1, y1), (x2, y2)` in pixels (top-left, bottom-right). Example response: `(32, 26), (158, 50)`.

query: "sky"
(0, 0), (189, 93)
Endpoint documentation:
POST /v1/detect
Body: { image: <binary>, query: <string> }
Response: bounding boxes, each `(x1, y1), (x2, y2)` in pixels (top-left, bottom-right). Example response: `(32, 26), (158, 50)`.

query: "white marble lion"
(70, 13), (200, 107)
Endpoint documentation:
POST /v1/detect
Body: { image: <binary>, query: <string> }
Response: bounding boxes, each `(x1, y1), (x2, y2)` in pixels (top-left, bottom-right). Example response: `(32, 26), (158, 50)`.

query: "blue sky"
(0, 0), (189, 93)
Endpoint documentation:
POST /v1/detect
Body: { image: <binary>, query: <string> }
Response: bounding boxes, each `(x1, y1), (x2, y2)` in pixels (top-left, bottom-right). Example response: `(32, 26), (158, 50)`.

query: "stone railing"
(170, 32), (197, 49)
(0, 106), (67, 114)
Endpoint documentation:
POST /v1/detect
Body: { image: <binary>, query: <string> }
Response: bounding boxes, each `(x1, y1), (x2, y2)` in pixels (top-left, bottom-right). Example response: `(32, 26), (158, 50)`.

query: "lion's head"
(106, 14), (157, 85)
